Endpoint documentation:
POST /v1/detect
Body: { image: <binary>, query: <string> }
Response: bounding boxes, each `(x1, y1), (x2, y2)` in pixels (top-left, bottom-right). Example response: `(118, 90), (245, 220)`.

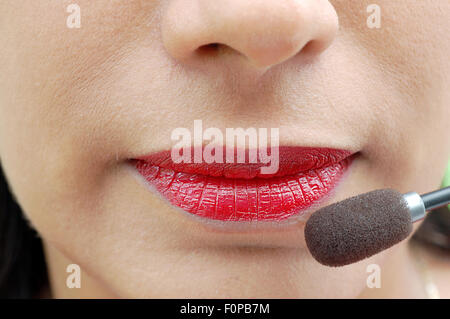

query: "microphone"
(304, 187), (450, 267)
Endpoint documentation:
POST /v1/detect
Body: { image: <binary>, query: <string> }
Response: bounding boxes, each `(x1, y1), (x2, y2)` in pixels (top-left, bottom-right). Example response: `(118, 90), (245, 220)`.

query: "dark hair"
(413, 206), (450, 250)
(0, 164), (48, 298)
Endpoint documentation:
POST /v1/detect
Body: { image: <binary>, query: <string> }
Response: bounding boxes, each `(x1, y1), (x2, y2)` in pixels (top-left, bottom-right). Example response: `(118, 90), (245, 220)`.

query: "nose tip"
(161, 0), (339, 70)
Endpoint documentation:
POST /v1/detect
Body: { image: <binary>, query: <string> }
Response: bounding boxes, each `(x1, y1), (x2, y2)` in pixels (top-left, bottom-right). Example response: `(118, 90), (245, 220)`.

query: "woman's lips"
(134, 147), (353, 222)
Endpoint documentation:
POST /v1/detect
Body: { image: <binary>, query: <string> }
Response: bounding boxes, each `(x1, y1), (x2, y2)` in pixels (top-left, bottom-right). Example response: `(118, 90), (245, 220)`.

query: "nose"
(161, 0), (339, 70)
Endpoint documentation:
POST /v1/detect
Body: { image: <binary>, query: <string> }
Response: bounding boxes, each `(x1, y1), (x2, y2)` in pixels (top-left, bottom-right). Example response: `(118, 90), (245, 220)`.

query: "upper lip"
(133, 146), (353, 179)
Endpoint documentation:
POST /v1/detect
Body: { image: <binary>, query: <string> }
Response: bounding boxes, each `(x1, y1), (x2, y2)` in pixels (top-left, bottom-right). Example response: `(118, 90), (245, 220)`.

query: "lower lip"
(134, 148), (353, 222)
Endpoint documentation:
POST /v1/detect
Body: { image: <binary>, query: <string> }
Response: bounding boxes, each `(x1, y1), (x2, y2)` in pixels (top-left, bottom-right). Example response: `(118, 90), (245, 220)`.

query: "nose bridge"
(162, 0), (338, 70)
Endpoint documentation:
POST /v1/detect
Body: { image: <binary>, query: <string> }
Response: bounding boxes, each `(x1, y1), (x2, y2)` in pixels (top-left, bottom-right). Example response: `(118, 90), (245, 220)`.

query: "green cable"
(443, 159), (450, 210)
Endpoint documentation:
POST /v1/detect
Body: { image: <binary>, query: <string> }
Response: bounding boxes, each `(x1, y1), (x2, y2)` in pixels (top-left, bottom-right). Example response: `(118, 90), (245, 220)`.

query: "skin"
(0, 0), (449, 298)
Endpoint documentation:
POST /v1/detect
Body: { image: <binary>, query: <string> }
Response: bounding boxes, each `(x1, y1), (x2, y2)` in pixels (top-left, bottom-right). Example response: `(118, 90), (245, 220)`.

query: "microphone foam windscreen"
(305, 189), (413, 267)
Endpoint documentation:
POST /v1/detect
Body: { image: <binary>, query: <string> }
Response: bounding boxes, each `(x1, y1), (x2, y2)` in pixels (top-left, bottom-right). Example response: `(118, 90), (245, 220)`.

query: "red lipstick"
(134, 147), (353, 222)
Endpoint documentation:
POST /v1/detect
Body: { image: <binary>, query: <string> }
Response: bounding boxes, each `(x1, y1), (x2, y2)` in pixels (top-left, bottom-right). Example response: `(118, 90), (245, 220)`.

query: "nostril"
(196, 43), (221, 56)
(301, 40), (316, 55)
(206, 43), (219, 49)
(302, 39), (331, 57)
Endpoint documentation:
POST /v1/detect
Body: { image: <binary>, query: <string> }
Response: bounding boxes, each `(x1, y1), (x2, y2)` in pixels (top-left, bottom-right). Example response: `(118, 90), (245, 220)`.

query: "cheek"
(0, 0), (158, 219)
(347, 1), (450, 192)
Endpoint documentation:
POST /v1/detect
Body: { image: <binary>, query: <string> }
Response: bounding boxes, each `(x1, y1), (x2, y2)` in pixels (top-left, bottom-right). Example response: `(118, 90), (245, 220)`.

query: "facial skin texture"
(0, 0), (449, 298)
